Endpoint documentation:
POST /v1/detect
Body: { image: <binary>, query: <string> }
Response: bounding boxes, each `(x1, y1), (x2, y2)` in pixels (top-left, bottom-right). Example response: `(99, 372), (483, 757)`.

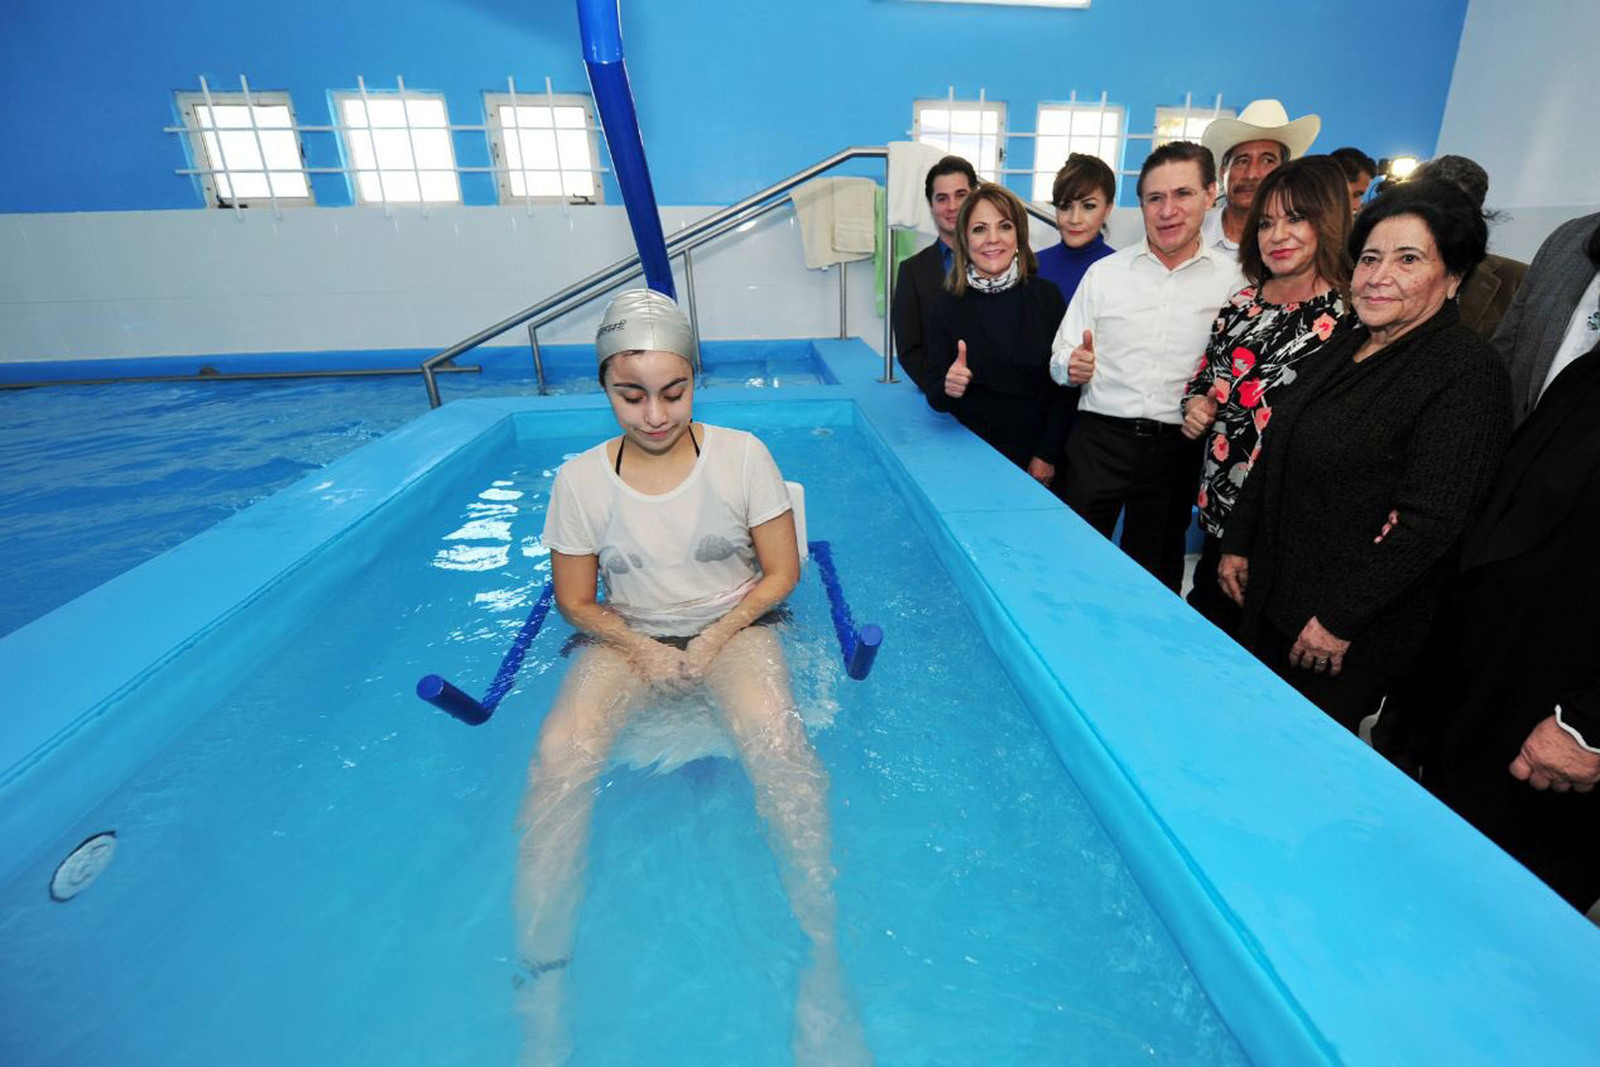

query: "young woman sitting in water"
(514, 289), (864, 1064)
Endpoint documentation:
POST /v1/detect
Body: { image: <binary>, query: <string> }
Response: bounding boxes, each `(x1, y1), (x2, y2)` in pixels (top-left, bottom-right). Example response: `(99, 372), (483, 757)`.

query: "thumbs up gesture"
(944, 339), (973, 399)
(1067, 330), (1096, 386)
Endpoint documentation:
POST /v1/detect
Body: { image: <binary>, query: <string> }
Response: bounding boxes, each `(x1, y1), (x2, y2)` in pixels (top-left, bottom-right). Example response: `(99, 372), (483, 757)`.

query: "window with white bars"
(484, 93), (603, 203)
(1153, 105), (1236, 149)
(1031, 102), (1124, 203)
(913, 100), (1006, 182)
(334, 92), (461, 205)
(177, 92), (313, 207)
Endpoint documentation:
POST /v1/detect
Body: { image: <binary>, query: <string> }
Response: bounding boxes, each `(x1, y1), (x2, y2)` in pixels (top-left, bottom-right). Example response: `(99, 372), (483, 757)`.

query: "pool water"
(0, 348), (828, 638)
(0, 423), (1244, 1064)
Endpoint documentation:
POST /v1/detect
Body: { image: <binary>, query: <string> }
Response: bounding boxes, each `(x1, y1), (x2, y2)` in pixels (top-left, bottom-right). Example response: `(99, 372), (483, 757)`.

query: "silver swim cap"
(595, 288), (694, 365)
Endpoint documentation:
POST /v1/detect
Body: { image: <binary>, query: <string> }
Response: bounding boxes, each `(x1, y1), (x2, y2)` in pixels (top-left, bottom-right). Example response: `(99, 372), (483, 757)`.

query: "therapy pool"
(0, 411), (1241, 1064)
(2, 340), (1599, 1064)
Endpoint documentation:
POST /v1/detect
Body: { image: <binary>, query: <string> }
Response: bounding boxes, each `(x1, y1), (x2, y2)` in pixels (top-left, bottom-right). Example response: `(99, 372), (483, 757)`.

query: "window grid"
(178, 89), (313, 208)
(485, 93), (603, 204)
(1153, 105), (1236, 149)
(1031, 102), (1124, 204)
(913, 100), (1006, 183)
(336, 89), (461, 205)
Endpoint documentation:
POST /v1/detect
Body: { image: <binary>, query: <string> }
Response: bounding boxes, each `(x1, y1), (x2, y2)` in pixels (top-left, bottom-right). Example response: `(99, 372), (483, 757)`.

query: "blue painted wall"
(1, 0), (1468, 212)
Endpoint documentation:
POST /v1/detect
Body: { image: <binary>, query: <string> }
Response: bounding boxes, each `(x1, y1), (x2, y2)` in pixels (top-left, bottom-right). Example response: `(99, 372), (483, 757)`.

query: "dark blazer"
(1403, 341), (1600, 907)
(1492, 211), (1600, 426)
(1458, 252), (1528, 342)
(1222, 304), (1512, 672)
(891, 241), (949, 393)
(924, 278), (1073, 470)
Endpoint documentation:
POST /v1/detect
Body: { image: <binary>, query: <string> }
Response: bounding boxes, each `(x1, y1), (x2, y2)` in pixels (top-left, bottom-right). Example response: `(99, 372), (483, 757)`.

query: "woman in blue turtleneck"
(1033, 153), (1116, 305)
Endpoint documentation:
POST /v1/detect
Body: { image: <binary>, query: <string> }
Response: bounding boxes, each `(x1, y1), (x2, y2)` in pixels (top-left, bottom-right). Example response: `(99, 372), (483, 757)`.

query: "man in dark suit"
(1396, 217), (1600, 911)
(1412, 155), (1529, 341)
(1493, 210), (1600, 426)
(891, 156), (976, 392)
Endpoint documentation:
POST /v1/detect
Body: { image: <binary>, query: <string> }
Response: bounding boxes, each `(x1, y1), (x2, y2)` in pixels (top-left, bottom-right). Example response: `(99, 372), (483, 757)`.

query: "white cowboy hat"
(1200, 99), (1321, 168)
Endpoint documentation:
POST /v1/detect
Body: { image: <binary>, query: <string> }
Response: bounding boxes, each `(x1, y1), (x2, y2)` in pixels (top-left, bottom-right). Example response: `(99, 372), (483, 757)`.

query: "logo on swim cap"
(595, 289), (694, 365)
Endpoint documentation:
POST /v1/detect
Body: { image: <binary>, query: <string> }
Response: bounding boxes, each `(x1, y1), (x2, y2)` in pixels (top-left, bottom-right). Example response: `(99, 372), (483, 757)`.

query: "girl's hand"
(630, 638), (691, 690)
(681, 630), (727, 683)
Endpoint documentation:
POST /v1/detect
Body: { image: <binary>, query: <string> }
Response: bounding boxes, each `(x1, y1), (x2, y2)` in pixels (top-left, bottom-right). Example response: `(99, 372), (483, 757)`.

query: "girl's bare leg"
(702, 627), (870, 1065)
(513, 645), (647, 1064)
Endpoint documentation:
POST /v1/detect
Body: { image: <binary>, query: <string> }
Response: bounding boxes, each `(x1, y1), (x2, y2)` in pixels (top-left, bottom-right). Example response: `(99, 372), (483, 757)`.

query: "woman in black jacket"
(1217, 180), (1513, 731)
(925, 182), (1074, 487)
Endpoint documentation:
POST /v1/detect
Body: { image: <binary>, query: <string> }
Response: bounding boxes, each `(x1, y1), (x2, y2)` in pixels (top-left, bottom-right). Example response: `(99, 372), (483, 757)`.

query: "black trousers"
(1427, 759), (1600, 911)
(1064, 412), (1202, 592)
(1187, 534), (1242, 636)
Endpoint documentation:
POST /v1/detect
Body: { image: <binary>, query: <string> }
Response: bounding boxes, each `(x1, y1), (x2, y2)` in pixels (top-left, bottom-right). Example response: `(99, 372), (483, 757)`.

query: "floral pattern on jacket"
(1186, 286), (1352, 537)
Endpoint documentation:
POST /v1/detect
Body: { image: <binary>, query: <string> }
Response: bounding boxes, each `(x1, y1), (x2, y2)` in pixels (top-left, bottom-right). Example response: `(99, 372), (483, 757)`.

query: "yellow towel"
(790, 177), (878, 269)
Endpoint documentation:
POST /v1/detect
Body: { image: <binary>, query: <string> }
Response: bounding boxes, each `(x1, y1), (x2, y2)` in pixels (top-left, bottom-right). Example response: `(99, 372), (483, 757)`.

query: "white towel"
(832, 181), (877, 257)
(887, 141), (949, 234)
(790, 177), (878, 270)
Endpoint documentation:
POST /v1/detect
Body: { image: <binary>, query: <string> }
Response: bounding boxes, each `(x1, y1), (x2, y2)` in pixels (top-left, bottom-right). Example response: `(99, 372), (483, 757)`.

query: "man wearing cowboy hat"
(1199, 99), (1320, 254)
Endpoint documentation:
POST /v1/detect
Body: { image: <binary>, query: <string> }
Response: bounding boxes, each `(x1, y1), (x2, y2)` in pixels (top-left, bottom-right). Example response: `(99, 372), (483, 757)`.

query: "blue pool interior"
(0, 413), (1244, 1064)
(4, 340), (1600, 1062)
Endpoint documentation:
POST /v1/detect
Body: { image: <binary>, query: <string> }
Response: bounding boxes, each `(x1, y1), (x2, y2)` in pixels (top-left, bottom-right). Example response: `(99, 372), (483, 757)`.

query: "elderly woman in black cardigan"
(925, 182), (1074, 486)
(1217, 180), (1513, 732)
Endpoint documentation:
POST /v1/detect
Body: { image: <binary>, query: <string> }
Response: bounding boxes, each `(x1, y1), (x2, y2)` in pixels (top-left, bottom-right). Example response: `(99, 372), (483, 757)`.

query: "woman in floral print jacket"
(1182, 158), (1356, 633)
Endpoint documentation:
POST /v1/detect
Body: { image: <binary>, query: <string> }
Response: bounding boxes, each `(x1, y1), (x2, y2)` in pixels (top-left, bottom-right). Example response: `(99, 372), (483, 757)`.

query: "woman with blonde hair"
(925, 182), (1076, 487)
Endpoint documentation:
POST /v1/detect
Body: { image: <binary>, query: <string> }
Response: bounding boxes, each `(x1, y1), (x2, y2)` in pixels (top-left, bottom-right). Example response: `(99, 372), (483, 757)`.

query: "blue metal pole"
(575, 0), (677, 299)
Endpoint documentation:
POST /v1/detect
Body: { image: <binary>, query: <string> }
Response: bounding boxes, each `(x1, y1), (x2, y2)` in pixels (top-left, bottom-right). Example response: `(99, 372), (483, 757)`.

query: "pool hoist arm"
(415, 540), (882, 725)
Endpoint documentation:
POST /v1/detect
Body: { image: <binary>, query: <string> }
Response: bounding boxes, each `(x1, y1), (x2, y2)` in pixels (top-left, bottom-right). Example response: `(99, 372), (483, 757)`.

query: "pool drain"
(50, 832), (117, 902)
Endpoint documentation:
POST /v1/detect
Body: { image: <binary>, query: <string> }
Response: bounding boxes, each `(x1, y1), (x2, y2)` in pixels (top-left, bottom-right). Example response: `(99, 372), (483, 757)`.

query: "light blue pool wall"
(1, 0), (1470, 212)
(5, 340), (1600, 1063)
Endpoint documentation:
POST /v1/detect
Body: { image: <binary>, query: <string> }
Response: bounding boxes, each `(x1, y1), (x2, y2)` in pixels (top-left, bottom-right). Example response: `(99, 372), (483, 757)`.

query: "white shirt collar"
(1132, 235), (1224, 272)
(1201, 207), (1240, 254)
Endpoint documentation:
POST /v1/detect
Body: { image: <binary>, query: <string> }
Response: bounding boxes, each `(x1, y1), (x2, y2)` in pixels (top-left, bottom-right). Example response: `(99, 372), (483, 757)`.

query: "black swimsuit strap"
(614, 424), (696, 475)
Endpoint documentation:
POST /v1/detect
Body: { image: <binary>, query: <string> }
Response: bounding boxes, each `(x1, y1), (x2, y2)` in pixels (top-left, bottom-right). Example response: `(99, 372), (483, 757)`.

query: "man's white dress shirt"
(1537, 269), (1600, 401)
(1050, 239), (1246, 424)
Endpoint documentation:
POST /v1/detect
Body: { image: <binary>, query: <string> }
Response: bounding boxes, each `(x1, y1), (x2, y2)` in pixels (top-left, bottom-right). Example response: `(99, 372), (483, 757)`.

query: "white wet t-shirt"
(541, 424), (792, 637)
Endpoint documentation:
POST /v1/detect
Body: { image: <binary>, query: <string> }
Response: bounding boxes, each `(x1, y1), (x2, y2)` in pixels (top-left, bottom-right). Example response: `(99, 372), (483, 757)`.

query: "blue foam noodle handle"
(416, 674), (491, 726)
(847, 623), (883, 681)
(416, 580), (556, 726)
(809, 540), (883, 681)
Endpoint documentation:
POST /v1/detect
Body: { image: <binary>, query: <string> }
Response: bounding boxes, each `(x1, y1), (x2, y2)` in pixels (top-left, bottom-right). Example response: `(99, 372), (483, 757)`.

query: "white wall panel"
(1436, 0), (1600, 260)
(0, 203), (1161, 364)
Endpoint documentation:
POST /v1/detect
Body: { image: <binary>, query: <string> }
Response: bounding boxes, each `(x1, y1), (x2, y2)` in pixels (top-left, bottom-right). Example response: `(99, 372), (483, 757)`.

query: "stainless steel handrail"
(421, 146), (891, 407)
